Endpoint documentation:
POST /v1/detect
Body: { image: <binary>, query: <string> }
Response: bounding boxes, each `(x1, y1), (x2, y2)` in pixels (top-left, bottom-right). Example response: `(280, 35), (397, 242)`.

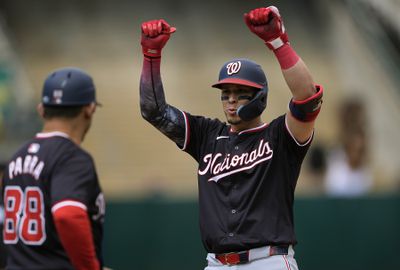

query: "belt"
(215, 245), (289, 265)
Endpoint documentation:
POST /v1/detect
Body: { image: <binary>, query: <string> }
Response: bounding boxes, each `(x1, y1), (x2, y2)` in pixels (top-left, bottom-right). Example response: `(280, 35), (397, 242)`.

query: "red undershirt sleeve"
(52, 202), (99, 270)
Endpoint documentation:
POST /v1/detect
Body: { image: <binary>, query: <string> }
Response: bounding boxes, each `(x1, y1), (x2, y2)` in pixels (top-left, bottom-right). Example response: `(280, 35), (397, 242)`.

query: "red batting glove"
(141, 19), (176, 58)
(244, 6), (289, 50)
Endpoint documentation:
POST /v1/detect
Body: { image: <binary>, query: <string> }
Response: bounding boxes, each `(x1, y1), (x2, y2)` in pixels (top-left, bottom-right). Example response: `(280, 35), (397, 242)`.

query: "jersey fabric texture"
(2, 133), (104, 269)
(180, 114), (312, 254)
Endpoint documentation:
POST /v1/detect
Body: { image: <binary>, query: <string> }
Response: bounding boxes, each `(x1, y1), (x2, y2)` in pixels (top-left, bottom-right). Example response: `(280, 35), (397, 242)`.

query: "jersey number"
(3, 186), (46, 245)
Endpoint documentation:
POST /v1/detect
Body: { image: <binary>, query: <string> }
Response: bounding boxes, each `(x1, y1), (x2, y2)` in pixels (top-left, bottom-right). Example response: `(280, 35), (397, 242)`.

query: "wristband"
(142, 47), (162, 59)
(273, 44), (300, 70)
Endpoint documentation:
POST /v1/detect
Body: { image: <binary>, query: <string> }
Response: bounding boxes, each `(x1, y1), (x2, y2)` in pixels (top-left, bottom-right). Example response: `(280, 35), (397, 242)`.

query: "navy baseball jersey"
(180, 113), (312, 254)
(2, 132), (104, 269)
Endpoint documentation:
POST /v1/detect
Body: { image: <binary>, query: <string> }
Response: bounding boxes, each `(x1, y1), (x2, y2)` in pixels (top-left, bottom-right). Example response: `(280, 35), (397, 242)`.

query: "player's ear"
(83, 102), (96, 118)
(37, 103), (45, 119)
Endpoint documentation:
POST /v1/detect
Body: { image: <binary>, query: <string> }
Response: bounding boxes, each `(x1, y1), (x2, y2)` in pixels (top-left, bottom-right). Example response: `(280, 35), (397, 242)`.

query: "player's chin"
(226, 116), (242, 125)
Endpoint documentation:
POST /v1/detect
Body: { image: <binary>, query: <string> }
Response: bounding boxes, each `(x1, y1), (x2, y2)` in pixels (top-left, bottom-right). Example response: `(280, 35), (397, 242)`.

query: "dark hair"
(43, 105), (84, 119)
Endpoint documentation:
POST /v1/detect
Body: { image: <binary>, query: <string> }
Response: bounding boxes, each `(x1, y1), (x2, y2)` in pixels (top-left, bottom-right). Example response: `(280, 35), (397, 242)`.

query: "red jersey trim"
(229, 123), (268, 135)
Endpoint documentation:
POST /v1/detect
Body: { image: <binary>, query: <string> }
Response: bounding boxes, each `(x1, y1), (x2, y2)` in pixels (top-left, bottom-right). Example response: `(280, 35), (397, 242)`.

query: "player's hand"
(244, 6), (288, 50)
(141, 19), (176, 58)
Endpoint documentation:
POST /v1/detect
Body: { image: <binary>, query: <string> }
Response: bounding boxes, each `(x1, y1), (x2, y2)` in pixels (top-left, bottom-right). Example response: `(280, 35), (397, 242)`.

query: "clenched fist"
(244, 6), (288, 50)
(141, 19), (176, 58)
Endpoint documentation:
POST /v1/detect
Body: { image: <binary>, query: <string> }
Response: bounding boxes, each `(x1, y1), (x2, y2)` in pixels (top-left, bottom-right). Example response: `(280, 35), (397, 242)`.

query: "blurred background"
(0, 0), (399, 269)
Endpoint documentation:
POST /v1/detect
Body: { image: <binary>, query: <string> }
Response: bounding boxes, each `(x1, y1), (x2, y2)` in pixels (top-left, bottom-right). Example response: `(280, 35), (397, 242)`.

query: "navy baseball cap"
(212, 58), (268, 90)
(42, 67), (101, 106)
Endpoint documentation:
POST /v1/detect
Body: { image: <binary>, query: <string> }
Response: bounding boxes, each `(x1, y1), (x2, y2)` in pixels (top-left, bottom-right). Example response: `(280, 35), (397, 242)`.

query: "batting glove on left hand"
(141, 19), (176, 58)
(244, 6), (288, 50)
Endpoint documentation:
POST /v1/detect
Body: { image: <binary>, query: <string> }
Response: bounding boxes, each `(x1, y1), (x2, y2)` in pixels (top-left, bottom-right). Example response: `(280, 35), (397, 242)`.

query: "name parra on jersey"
(8, 155), (45, 181)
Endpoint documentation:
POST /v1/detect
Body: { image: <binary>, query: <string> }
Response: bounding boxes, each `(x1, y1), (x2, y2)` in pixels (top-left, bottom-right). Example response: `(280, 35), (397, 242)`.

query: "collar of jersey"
(229, 123), (268, 135)
(36, 131), (70, 139)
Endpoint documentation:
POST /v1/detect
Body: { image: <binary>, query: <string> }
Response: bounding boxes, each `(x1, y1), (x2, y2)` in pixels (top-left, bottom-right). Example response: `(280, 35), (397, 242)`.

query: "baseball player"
(140, 5), (323, 270)
(1, 68), (105, 270)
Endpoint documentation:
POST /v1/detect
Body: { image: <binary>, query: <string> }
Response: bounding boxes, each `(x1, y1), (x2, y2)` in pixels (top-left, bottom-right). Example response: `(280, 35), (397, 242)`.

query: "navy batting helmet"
(42, 67), (100, 106)
(212, 58), (268, 121)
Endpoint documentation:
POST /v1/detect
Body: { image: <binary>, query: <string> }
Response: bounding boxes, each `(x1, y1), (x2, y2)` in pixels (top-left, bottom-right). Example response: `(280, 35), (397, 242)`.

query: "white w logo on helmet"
(226, 61), (241, 75)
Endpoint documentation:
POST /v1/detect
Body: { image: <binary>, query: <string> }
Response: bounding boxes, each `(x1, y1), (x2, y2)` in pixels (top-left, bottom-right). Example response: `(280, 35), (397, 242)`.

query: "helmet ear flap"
(237, 87), (268, 121)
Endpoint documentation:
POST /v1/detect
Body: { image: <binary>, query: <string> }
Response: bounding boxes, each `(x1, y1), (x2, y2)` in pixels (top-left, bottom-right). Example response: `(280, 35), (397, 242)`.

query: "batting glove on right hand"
(244, 6), (289, 50)
(141, 19), (176, 58)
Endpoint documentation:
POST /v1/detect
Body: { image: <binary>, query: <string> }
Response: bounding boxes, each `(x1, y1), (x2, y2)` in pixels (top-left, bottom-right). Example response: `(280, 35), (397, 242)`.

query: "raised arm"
(139, 19), (187, 147)
(244, 6), (323, 143)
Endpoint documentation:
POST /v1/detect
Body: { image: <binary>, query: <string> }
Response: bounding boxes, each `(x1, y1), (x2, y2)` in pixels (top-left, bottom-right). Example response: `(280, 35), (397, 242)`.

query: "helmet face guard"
(212, 58), (268, 121)
(42, 67), (100, 107)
